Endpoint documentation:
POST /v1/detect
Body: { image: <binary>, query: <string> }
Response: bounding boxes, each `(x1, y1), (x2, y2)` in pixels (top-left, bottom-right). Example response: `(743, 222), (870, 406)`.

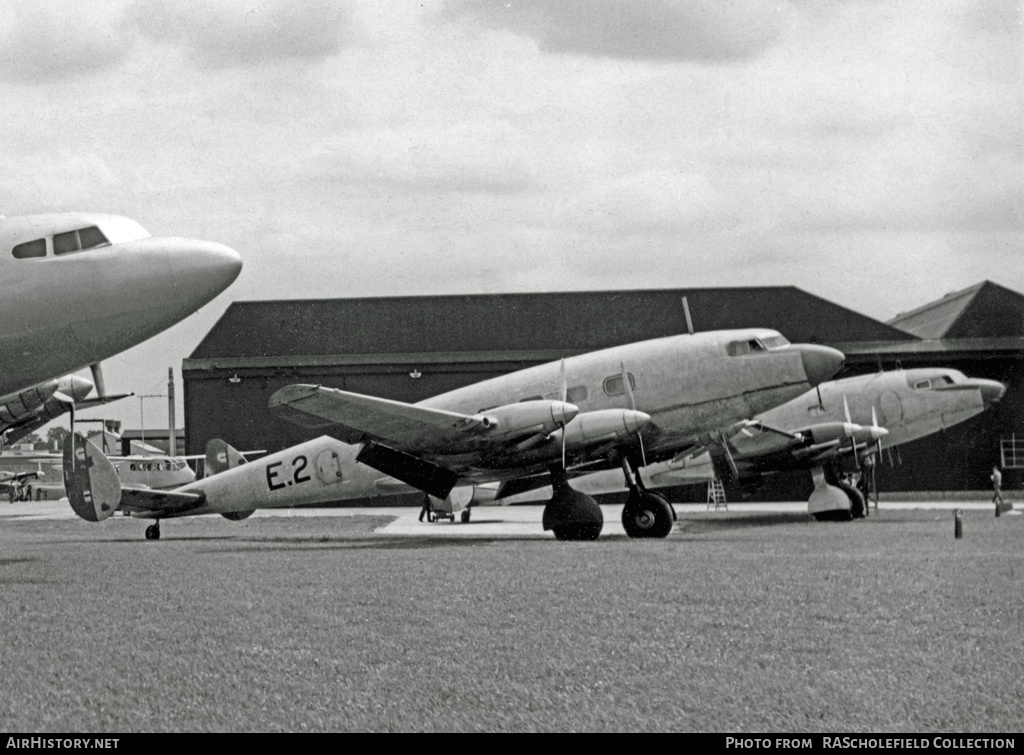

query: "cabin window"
(603, 373), (635, 397)
(566, 385), (588, 404)
(913, 380), (932, 390)
(12, 238), (46, 258)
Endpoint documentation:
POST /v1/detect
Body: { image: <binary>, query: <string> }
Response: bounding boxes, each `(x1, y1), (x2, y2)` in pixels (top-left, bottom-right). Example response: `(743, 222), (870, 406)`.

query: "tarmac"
(1, 496), (1017, 539)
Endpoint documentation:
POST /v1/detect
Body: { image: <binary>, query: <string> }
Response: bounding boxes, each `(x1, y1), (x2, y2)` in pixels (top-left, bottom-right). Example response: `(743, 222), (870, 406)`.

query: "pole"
(168, 368), (176, 457)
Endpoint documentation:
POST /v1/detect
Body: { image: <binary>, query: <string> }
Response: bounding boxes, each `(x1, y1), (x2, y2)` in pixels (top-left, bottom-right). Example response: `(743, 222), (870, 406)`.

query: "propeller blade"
(558, 359), (567, 468)
(843, 395), (852, 424)
(816, 385), (824, 411)
(620, 362), (646, 466)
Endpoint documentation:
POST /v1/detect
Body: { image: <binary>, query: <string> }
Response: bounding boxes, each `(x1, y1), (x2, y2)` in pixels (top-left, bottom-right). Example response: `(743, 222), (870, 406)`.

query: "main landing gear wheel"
(461, 508), (471, 523)
(622, 491), (674, 539)
(543, 488), (603, 541)
(145, 523), (161, 541)
(839, 483), (867, 519)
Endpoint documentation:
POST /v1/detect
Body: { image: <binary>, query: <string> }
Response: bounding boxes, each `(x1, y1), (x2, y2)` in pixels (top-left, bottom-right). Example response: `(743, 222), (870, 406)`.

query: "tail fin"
(204, 439), (247, 478)
(63, 435), (121, 522)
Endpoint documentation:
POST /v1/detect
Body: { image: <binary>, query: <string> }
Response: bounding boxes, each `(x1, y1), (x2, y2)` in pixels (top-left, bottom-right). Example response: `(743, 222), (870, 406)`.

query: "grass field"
(1, 508), (1022, 733)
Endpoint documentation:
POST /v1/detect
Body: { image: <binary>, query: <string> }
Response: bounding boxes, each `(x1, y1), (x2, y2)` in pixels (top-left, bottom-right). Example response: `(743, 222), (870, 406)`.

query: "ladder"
(706, 478), (728, 510)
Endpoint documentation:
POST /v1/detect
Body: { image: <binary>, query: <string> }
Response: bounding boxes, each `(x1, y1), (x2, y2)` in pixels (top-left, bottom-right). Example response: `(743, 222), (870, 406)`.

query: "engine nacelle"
(475, 400), (578, 440)
(0, 380), (58, 425)
(802, 421), (888, 446)
(222, 510), (255, 521)
(558, 409), (651, 450)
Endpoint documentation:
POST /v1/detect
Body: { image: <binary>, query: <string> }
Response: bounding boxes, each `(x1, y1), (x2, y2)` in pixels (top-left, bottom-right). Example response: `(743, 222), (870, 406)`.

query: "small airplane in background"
(0, 211), (242, 431)
(64, 327), (844, 540)
(544, 367), (1005, 520)
(0, 466), (46, 502)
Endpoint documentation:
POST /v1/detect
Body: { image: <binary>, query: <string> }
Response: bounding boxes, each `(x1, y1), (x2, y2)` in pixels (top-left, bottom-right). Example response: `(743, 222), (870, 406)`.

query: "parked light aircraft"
(0, 212), (242, 429)
(64, 328), (844, 540)
(543, 367), (1005, 520)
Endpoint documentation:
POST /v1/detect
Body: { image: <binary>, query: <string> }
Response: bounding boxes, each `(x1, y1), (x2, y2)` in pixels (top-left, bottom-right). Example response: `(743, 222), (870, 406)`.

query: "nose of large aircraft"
(173, 239), (243, 299)
(799, 345), (845, 386)
(977, 379), (1007, 407)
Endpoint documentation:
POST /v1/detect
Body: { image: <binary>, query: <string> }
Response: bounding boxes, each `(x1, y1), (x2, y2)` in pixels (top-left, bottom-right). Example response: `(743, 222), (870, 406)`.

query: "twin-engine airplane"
(64, 328), (844, 540)
(551, 367), (1005, 520)
(0, 212), (242, 434)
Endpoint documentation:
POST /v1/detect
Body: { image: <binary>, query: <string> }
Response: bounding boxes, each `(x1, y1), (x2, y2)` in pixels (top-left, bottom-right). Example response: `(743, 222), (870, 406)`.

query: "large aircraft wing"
(269, 384), (496, 452)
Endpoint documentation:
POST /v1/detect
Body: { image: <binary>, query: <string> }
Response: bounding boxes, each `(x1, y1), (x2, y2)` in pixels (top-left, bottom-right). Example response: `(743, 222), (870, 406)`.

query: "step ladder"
(706, 478), (728, 510)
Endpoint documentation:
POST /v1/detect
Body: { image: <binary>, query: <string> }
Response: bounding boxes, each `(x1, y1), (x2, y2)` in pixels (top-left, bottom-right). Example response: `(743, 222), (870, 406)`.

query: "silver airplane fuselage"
(0, 212), (242, 399)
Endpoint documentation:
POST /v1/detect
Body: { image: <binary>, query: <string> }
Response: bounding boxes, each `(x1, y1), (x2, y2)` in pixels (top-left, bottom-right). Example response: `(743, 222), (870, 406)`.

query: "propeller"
(843, 395), (860, 471)
(558, 359), (568, 469)
(621, 362), (646, 467)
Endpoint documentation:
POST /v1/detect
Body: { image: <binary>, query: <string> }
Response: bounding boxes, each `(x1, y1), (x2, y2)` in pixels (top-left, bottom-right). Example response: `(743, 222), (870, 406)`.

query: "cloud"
(440, 0), (789, 62)
(128, 0), (355, 69)
(317, 120), (536, 194)
(0, 4), (130, 83)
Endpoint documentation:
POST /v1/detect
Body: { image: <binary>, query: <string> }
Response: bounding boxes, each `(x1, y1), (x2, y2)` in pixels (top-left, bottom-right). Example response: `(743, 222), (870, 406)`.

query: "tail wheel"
(145, 524), (161, 541)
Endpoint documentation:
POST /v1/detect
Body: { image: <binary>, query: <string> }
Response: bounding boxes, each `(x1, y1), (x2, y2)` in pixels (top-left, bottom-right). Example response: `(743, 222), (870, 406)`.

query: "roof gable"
(888, 281), (1024, 339)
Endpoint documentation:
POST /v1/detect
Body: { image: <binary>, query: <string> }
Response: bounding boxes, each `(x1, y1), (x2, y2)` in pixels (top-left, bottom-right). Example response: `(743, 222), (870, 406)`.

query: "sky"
(1, 0), (1021, 436)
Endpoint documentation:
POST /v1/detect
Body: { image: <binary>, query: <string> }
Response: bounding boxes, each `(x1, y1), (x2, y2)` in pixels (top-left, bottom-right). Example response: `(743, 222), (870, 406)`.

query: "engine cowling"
(474, 400), (578, 440)
(557, 409), (651, 450)
(0, 380), (58, 425)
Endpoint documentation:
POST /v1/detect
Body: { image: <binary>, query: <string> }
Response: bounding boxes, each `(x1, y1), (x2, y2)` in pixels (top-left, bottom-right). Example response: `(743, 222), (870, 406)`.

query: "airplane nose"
(799, 345), (845, 386)
(167, 238), (243, 301)
(979, 380), (1007, 407)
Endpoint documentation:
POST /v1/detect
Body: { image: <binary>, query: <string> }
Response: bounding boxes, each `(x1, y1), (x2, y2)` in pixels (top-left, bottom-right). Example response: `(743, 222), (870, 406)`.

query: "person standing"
(991, 465), (1005, 515)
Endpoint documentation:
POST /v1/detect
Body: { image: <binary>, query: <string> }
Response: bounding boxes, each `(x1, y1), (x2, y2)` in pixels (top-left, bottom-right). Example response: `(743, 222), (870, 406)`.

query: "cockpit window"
(54, 226), (110, 256)
(760, 335), (790, 349)
(53, 231), (79, 255)
(914, 375), (955, 390)
(12, 238), (46, 259)
(727, 339), (768, 356)
(78, 226), (110, 249)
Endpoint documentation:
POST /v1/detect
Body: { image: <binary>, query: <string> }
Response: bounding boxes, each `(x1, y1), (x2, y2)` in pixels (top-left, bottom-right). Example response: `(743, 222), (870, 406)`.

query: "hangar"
(182, 281), (1023, 498)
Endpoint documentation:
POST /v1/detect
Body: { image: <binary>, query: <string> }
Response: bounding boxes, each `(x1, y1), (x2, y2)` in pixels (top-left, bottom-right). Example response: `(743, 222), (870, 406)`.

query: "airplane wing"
(269, 384), (497, 452)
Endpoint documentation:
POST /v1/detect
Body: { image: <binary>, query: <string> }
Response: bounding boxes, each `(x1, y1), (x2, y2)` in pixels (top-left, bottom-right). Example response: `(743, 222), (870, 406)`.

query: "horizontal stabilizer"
(118, 487), (206, 516)
(356, 442), (459, 500)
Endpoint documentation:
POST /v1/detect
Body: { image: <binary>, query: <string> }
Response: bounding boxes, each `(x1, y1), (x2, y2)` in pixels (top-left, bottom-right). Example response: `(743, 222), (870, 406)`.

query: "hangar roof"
(888, 280), (1024, 340)
(188, 287), (916, 363)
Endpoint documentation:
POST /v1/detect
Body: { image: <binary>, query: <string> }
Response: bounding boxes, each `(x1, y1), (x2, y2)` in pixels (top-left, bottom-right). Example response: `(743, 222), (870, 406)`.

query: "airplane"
(0, 466), (46, 502)
(0, 211), (242, 423)
(543, 367), (1006, 520)
(63, 327), (844, 540)
(0, 373), (129, 446)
